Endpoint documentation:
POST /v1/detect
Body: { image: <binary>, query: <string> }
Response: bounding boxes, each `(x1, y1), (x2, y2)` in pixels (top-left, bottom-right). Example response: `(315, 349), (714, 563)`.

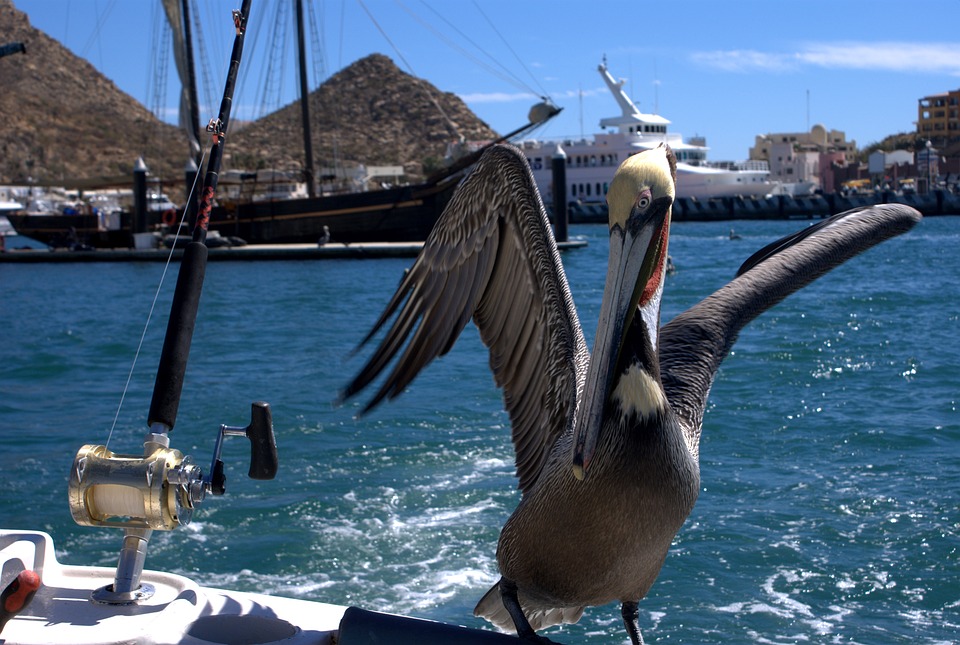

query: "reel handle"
(245, 401), (278, 480)
(209, 401), (278, 496)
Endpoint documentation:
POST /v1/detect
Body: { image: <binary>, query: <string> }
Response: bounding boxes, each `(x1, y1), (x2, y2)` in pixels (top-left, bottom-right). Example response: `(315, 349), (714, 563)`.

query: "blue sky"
(12, 0), (960, 161)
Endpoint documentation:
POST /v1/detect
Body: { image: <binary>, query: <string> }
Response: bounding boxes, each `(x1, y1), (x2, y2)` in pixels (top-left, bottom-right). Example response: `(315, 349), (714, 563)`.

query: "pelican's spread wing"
(342, 144), (588, 492)
(659, 203), (922, 452)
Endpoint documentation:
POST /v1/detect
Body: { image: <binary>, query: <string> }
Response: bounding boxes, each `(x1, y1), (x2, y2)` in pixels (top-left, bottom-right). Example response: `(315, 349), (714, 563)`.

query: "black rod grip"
(246, 402), (278, 480)
(148, 241), (208, 430)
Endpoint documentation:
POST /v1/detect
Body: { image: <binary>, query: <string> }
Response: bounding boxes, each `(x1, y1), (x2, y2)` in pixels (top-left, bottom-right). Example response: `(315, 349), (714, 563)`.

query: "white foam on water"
(391, 562), (497, 612)
(474, 456), (511, 471)
(762, 568), (819, 617)
(715, 567), (853, 641)
(194, 568), (336, 597)
(412, 497), (500, 528)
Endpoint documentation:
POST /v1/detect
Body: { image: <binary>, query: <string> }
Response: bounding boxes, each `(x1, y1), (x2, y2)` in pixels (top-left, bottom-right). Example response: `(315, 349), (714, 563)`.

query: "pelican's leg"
(500, 578), (536, 639)
(621, 601), (645, 645)
(499, 577), (557, 643)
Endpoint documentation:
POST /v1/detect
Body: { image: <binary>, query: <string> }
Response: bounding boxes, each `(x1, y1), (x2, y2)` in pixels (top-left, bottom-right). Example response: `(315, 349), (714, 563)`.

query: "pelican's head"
(572, 144), (676, 479)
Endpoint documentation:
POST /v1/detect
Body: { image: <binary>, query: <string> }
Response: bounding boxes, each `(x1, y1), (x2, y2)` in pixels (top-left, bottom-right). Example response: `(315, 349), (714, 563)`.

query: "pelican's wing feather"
(342, 144), (588, 492)
(659, 203), (921, 455)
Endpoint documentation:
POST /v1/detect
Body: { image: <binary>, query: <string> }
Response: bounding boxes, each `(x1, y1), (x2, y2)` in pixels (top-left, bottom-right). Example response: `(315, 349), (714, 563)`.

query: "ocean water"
(1, 216), (958, 644)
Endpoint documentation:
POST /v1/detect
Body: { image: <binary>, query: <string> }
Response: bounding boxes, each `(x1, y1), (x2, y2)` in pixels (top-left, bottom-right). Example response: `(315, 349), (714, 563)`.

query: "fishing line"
(104, 149), (208, 449)
(357, 0), (458, 138)
(469, 0), (551, 101)
(414, 0), (543, 100)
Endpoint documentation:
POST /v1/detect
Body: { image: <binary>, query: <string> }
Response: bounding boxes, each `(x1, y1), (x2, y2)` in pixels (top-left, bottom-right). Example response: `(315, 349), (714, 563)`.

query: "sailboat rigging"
(5, 2), (561, 250)
(171, 0), (560, 245)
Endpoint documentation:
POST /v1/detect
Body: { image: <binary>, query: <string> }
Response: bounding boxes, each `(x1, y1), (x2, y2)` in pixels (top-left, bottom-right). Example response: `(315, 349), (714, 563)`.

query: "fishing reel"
(68, 402), (278, 532)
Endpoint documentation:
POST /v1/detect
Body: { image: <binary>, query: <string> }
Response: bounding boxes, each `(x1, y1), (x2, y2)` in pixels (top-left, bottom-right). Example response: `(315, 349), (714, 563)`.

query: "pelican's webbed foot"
(621, 601), (645, 645)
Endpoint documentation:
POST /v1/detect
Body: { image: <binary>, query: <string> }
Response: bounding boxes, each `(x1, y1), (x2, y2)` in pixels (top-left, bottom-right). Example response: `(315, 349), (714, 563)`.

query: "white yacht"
(521, 60), (777, 203)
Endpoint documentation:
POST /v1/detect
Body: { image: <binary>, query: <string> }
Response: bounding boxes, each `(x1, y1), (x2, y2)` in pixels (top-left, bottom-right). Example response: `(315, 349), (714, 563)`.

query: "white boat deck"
(1, 530), (344, 645)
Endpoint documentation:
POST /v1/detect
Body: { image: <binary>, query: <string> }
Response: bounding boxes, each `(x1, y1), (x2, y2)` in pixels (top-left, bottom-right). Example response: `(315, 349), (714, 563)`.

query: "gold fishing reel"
(68, 402), (277, 532)
(68, 442), (202, 531)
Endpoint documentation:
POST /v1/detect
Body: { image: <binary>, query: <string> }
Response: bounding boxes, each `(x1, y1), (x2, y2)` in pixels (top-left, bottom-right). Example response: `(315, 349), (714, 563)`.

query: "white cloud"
(458, 91), (537, 104)
(459, 87), (606, 104)
(552, 87), (607, 100)
(799, 42), (960, 74)
(689, 50), (798, 73)
(691, 42), (960, 75)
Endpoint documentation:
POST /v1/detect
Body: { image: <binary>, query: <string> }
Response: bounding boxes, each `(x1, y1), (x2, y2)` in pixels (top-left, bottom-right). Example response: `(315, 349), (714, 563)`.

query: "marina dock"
(0, 238), (588, 263)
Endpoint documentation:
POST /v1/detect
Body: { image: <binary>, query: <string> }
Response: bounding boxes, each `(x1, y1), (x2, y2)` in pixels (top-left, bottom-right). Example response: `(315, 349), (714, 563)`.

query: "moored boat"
(208, 171), (461, 245)
(3, 190), (133, 249)
(519, 59), (778, 205)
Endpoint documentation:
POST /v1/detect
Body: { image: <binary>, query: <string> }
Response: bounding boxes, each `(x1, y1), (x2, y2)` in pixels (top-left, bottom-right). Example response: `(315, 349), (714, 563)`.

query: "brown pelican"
(341, 143), (921, 644)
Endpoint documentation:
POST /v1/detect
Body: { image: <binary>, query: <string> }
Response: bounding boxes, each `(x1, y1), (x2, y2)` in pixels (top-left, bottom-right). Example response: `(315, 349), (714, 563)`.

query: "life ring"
(162, 209), (177, 227)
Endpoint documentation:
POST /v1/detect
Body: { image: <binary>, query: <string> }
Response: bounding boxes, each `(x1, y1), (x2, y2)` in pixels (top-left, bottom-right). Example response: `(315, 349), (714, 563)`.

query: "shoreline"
(565, 189), (958, 223)
(0, 238), (588, 263)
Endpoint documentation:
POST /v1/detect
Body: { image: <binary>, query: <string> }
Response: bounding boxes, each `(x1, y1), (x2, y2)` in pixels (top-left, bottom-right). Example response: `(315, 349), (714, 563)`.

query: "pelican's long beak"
(571, 156), (673, 480)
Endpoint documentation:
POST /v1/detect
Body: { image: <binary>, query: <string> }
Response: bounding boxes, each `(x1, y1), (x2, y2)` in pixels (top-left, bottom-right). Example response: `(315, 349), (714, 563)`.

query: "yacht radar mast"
(597, 57), (670, 134)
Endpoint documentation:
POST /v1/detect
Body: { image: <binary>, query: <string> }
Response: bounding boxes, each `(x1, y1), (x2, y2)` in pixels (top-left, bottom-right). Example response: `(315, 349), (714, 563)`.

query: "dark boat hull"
(6, 176), (461, 248)
(5, 212), (137, 248)
(209, 176), (461, 245)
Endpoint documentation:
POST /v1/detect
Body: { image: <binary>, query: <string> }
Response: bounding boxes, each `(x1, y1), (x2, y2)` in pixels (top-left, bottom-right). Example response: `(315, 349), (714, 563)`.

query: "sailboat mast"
(295, 0), (316, 198)
(181, 0), (202, 164)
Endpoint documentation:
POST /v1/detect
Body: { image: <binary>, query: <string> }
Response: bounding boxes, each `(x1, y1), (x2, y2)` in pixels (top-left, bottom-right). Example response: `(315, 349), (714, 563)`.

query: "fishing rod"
(149, 0), (251, 431)
(67, 0), (277, 605)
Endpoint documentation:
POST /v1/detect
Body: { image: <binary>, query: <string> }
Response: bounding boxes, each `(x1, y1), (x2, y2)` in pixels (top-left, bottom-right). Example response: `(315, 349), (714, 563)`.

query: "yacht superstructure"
(521, 60), (777, 203)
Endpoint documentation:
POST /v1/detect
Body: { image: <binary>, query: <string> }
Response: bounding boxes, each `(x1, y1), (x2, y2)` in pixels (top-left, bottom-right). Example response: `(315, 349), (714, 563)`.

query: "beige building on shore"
(749, 125), (858, 189)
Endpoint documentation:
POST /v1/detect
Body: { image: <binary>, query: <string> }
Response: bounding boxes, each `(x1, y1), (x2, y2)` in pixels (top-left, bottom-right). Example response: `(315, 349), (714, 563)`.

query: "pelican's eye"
(636, 192), (651, 210)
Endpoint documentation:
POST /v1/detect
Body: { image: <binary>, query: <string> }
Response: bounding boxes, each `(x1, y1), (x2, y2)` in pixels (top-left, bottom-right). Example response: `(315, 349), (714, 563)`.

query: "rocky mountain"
(229, 53), (498, 181)
(0, 1), (499, 197)
(0, 0), (187, 188)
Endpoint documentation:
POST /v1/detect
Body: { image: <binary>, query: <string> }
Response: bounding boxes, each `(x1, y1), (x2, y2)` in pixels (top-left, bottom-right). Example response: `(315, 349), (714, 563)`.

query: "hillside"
(0, 0), (188, 187)
(229, 53), (499, 181)
(859, 132), (925, 161)
(0, 1), (499, 196)
(860, 131), (960, 162)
